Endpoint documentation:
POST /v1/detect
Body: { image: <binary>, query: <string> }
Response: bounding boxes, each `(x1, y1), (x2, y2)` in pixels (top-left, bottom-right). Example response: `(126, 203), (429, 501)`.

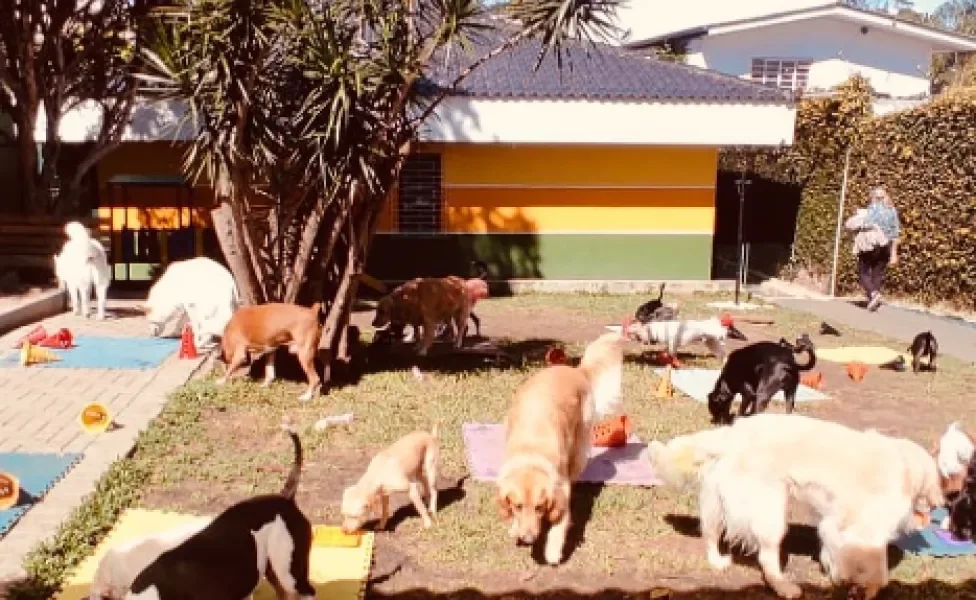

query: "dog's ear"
(497, 490), (514, 520)
(546, 485), (568, 523)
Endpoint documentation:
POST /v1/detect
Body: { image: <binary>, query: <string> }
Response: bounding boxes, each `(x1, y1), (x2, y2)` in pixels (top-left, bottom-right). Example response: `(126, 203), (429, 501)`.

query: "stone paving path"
(0, 299), (207, 591)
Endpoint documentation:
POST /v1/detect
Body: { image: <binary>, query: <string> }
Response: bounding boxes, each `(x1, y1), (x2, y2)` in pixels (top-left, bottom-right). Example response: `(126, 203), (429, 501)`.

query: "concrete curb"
(0, 289), (67, 337)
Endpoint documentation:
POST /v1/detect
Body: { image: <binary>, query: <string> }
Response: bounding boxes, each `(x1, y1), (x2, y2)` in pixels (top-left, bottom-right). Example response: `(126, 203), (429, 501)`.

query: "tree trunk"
(211, 202), (264, 305)
(15, 112), (38, 214)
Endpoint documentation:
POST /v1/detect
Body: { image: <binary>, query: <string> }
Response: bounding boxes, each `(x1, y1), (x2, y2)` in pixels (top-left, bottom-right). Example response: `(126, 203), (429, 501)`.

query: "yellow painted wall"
(379, 144), (718, 234)
(96, 142), (212, 230)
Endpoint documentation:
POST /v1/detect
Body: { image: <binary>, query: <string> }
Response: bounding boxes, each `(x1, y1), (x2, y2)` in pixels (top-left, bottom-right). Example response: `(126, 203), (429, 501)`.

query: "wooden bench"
(0, 215), (106, 276)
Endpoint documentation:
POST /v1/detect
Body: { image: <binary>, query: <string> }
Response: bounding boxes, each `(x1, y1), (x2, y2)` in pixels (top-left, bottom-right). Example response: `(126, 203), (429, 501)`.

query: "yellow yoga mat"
(54, 508), (374, 600)
(816, 346), (913, 366)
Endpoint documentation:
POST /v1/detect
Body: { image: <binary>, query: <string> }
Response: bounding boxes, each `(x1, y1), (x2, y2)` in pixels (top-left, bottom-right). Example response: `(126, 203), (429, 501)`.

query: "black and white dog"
(909, 331), (939, 374)
(126, 422), (315, 600)
(707, 337), (817, 424)
(634, 283), (678, 323)
(944, 452), (976, 542)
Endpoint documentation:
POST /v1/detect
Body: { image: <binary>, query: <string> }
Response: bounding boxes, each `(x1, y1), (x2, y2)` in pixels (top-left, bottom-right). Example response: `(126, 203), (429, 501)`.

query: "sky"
(912, 0), (947, 14)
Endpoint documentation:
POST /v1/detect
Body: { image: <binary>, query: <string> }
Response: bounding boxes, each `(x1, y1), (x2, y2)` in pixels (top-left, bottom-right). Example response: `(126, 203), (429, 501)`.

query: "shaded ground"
(127, 293), (976, 599)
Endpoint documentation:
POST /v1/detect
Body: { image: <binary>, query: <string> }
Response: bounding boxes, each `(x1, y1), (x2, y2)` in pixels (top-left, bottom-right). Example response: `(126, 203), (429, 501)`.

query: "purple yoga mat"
(461, 423), (663, 487)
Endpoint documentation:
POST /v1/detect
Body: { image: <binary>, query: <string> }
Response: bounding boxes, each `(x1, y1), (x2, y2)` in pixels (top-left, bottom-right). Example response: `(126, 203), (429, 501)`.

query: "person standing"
(844, 186), (901, 312)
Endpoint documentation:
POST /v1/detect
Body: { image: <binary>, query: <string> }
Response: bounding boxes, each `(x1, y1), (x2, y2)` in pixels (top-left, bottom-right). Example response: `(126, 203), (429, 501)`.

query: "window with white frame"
(751, 58), (812, 92)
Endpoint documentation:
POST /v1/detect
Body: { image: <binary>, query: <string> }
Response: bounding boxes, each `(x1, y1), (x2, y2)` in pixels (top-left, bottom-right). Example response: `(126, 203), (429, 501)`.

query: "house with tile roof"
(614, 0), (976, 112)
(38, 23), (796, 284)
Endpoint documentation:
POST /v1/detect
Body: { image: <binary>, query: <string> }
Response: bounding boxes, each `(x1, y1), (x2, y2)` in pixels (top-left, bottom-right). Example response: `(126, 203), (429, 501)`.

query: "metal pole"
(734, 170), (751, 306)
(830, 146), (853, 297)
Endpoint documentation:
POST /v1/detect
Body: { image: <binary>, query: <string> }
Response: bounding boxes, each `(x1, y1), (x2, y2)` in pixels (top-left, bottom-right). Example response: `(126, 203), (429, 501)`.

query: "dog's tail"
(279, 417), (303, 500)
(656, 281), (666, 301)
(579, 332), (626, 419)
(64, 221), (90, 243)
(648, 426), (732, 488)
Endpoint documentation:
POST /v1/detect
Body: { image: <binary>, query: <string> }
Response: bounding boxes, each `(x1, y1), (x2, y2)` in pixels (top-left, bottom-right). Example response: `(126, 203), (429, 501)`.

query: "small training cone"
(79, 402), (113, 434)
(20, 342), (60, 366)
(179, 324), (198, 359)
(313, 525), (363, 548)
(592, 415), (631, 448)
(656, 366), (674, 398)
(846, 361), (868, 382)
(38, 327), (74, 349)
(14, 325), (47, 349)
(719, 312), (734, 328)
(800, 371), (824, 390)
(0, 471), (20, 510)
(545, 346), (567, 366)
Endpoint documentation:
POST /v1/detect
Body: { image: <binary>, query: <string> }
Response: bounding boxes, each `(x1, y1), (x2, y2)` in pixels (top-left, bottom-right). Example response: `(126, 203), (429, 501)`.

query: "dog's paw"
(422, 517), (433, 529)
(544, 543), (564, 566)
(298, 390), (314, 402)
(772, 580), (803, 600)
(707, 548), (732, 570)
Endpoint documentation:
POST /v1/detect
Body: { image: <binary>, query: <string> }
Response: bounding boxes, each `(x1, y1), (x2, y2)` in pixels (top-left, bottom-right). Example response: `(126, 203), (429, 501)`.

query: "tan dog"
(372, 277), (471, 355)
(497, 332), (626, 566)
(650, 414), (943, 600)
(340, 425), (440, 533)
(218, 302), (323, 401)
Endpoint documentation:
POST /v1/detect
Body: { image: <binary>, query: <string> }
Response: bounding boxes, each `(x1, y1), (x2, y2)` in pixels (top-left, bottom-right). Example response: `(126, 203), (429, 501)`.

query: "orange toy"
(846, 361), (868, 382)
(79, 402), (114, 434)
(656, 365), (675, 398)
(720, 312), (734, 328)
(592, 415), (632, 448)
(0, 471), (20, 510)
(179, 324), (199, 359)
(545, 347), (567, 366)
(14, 325), (47, 349)
(800, 371), (824, 390)
(39, 327), (74, 349)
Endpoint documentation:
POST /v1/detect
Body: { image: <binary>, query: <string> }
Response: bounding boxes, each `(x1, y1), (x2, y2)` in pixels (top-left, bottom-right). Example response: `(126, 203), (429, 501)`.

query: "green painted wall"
(366, 233), (713, 280)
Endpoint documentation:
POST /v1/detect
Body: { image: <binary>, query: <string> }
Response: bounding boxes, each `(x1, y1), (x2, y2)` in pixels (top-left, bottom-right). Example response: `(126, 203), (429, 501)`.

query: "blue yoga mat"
(895, 508), (976, 557)
(1, 335), (179, 370)
(0, 452), (82, 538)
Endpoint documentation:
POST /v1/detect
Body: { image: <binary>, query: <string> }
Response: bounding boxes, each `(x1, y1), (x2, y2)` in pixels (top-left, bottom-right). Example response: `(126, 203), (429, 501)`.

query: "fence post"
(829, 146), (853, 297)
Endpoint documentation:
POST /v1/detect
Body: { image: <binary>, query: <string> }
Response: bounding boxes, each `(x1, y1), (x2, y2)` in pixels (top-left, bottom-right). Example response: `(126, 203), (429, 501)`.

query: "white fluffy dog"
(54, 221), (111, 320)
(649, 414), (943, 600)
(145, 257), (240, 349)
(88, 519), (212, 599)
(625, 316), (729, 362)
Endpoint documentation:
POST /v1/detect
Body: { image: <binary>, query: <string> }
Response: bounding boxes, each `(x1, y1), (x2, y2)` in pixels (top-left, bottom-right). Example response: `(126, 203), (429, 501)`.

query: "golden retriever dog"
(218, 302), (323, 401)
(650, 414), (943, 600)
(340, 425), (440, 533)
(372, 277), (470, 355)
(496, 332), (626, 566)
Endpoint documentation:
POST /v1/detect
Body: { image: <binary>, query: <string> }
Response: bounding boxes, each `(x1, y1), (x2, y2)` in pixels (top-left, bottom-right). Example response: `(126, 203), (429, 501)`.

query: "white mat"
(653, 368), (829, 403)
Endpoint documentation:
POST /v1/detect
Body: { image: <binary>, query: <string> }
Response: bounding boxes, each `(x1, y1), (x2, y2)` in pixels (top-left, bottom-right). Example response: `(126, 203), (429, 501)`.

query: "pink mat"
(461, 423), (663, 487)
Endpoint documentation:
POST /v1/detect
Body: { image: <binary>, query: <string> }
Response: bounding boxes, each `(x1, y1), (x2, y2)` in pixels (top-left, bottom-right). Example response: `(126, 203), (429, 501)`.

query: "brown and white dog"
(497, 332), (626, 566)
(650, 415), (943, 600)
(372, 277), (471, 355)
(218, 302), (323, 401)
(340, 424), (440, 533)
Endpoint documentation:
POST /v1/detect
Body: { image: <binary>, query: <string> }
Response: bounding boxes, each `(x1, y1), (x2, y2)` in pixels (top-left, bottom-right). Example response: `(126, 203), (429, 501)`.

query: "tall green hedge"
(722, 77), (976, 310)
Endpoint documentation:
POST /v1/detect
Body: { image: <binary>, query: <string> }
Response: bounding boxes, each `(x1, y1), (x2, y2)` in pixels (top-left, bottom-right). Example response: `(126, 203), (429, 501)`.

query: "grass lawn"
(16, 292), (976, 599)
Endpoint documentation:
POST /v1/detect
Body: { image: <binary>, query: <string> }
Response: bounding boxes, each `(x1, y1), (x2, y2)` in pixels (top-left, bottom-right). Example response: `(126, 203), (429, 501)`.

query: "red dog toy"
(720, 312), (734, 328)
(14, 325), (47, 348)
(545, 347), (567, 366)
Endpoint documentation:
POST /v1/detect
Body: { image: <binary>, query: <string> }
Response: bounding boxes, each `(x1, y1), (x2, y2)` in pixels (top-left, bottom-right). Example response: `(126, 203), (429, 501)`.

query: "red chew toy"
(720, 312), (734, 328)
(545, 347), (567, 366)
(15, 325), (47, 348)
(592, 415), (631, 448)
(179, 324), (199, 359)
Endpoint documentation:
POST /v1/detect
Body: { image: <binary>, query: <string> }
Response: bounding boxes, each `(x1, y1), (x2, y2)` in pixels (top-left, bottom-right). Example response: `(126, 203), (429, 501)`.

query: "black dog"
(128, 423), (315, 600)
(947, 452), (976, 542)
(635, 283), (677, 323)
(707, 338), (817, 424)
(909, 331), (938, 373)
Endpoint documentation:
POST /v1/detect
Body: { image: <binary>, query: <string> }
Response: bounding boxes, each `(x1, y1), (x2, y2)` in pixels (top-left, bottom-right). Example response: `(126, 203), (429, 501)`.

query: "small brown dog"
(340, 425), (440, 532)
(372, 277), (471, 355)
(497, 332), (626, 566)
(218, 302), (323, 401)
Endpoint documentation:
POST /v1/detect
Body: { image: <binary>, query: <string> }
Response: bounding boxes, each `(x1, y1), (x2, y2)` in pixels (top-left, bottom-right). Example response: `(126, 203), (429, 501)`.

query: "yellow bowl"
(0, 472), (20, 510)
(79, 402), (112, 434)
(312, 525), (362, 548)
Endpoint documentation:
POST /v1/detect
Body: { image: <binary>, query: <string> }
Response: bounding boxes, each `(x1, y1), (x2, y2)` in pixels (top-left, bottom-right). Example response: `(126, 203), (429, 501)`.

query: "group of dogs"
(50, 222), (969, 600)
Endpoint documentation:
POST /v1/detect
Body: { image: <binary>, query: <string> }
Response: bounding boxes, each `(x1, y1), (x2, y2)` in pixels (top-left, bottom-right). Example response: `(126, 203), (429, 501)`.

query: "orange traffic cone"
(656, 365), (674, 398)
(846, 361), (868, 383)
(592, 415), (631, 448)
(179, 324), (198, 359)
(0, 471), (20, 510)
(800, 371), (824, 390)
(39, 327), (74, 349)
(20, 341), (60, 366)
